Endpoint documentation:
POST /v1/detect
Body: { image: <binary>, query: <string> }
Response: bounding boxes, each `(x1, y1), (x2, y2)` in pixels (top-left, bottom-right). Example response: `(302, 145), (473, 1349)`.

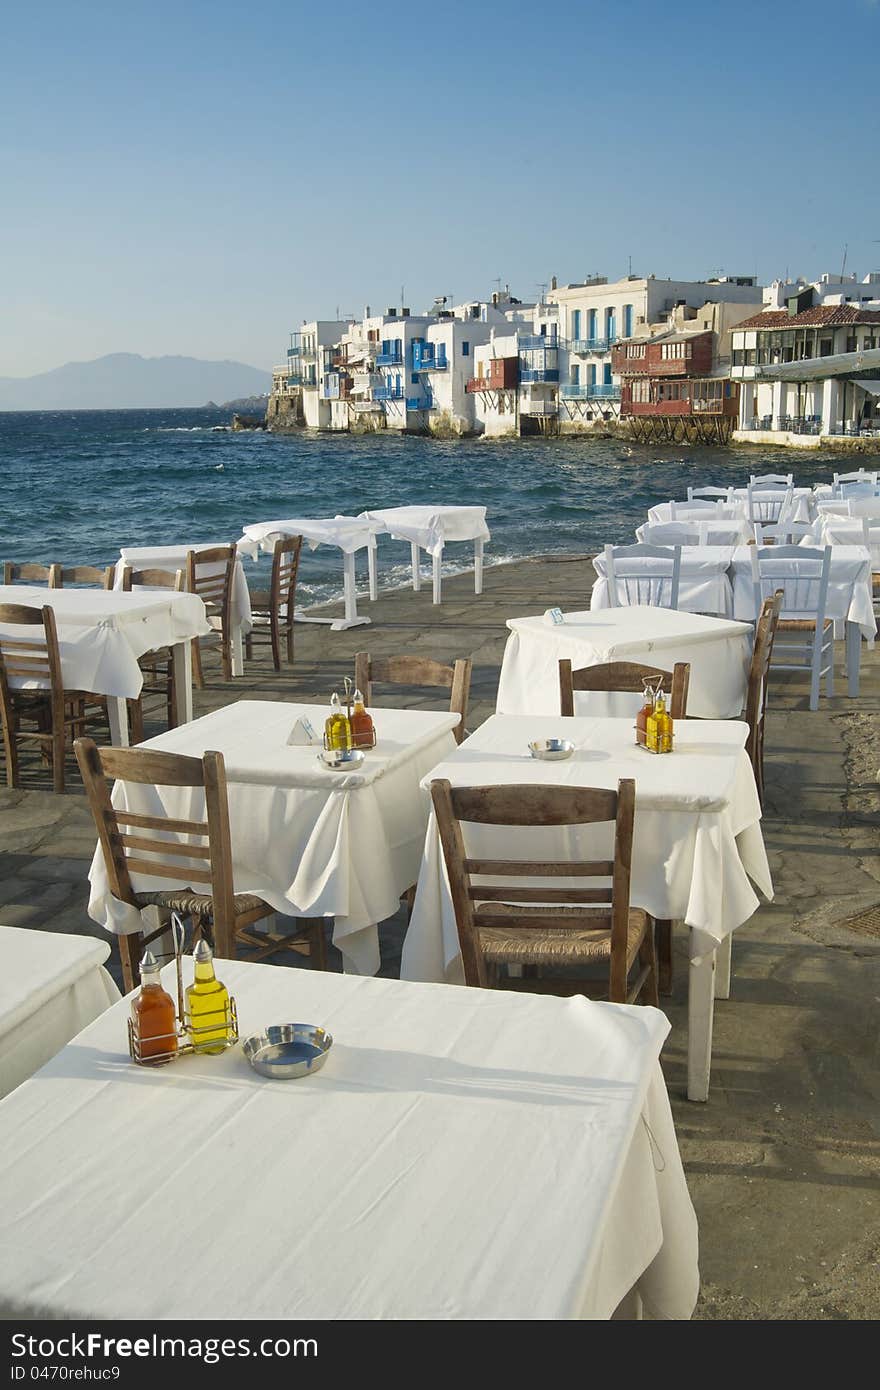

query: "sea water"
(1, 408), (877, 607)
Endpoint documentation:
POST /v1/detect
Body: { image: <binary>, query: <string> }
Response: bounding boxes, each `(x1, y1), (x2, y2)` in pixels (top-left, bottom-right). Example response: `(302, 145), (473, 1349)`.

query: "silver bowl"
(318, 747), (365, 771)
(242, 1024), (333, 1080)
(528, 737), (575, 761)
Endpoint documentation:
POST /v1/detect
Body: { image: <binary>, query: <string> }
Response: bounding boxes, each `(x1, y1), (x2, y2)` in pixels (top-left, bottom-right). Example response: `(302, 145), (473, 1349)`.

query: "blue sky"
(1, 0), (878, 376)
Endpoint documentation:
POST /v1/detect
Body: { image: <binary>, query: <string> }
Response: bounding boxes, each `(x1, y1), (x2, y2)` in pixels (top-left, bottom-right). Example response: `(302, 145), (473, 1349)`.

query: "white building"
(730, 273), (880, 442)
(300, 319), (353, 429)
(551, 273), (762, 430)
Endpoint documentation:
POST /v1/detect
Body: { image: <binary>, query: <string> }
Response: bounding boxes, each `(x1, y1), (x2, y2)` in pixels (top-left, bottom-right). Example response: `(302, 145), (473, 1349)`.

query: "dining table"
(591, 546), (736, 617)
(238, 516), (380, 631)
(0, 584), (210, 744)
(359, 505), (490, 605)
(114, 542), (253, 677)
(0, 958), (699, 1320)
(402, 712), (773, 1102)
(0, 926), (119, 1100)
(497, 606), (753, 720)
(86, 699), (461, 975)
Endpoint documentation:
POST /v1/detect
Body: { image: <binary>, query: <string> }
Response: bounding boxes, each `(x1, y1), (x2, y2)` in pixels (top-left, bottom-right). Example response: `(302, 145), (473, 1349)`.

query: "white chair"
(749, 544), (833, 710)
(834, 470), (877, 491)
(861, 519), (880, 621)
(816, 500), (853, 518)
(747, 483), (793, 525)
(686, 486), (732, 502)
(750, 473), (793, 488)
(847, 497), (880, 519)
(604, 543), (682, 610)
(753, 521), (816, 546)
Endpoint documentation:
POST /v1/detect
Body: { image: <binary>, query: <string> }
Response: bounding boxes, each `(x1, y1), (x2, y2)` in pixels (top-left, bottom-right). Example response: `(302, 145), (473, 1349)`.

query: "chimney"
(365, 305), (370, 319)
(550, 275), (557, 292)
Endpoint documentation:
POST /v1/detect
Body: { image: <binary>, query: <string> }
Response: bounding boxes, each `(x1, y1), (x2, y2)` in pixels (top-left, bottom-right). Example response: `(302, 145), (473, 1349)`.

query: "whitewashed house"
(300, 319), (353, 429)
(731, 273), (880, 442)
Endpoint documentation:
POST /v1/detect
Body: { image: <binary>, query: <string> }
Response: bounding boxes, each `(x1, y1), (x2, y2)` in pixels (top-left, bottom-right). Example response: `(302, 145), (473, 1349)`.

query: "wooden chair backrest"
(185, 546), (236, 628)
(270, 534), (302, 614)
(0, 604), (63, 722)
(559, 659), (690, 719)
(120, 566), (184, 591)
(74, 738), (236, 941)
(3, 562), (60, 586)
(430, 777), (635, 994)
(745, 592), (782, 736)
(53, 565), (114, 589)
(354, 652), (472, 744)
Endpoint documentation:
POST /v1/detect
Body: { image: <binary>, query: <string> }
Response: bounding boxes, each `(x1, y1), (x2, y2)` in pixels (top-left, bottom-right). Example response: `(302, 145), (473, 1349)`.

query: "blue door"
(623, 304), (633, 338)
(606, 308), (616, 342)
(588, 309), (598, 342)
(587, 364), (596, 387)
(571, 309), (581, 342)
(603, 362), (612, 386)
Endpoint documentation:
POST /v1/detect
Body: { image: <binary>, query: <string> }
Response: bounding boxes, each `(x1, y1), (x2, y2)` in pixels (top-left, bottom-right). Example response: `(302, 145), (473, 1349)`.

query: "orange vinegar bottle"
(349, 688), (375, 749)
(131, 950), (178, 1062)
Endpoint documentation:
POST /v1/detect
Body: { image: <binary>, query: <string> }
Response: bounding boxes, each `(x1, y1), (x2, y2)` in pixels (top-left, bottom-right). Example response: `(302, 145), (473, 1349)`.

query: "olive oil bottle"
(185, 939), (232, 1054)
(324, 692), (352, 751)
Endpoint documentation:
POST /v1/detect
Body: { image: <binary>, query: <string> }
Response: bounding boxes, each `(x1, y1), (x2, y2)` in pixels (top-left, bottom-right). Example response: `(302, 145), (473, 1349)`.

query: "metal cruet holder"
(127, 913), (239, 1066)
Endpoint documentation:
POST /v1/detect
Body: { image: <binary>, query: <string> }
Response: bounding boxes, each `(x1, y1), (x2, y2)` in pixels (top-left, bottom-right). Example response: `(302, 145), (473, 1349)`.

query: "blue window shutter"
(462, 341), (470, 356)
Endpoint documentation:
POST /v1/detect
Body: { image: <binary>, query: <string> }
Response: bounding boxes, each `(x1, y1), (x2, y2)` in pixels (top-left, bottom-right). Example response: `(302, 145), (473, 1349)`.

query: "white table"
(87, 700), (460, 975)
(729, 544), (876, 694)
(115, 543), (252, 678)
(239, 516), (379, 631)
(730, 487), (815, 524)
(592, 547), (735, 617)
(0, 585), (210, 745)
(810, 515), (880, 568)
(0, 926), (119, 1100)
(636, 520), (753, 547)
(0, 959), (699, 1320)
(403, 713), (773, 1102)
(498, 607), (753, 720)
(360, 505), (490, 605)
(648, 501), (747, 526)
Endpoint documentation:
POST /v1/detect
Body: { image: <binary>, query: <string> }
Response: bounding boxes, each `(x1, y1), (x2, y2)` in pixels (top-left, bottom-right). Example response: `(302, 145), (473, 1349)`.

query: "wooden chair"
(430, 778), (658, 1006)
(558, 658), (690, 719)
(244, 535), (302, 671)
(120, 566), (184, 741)
(51, 566), (114, 589)
(186, 545), (237, 686)
(3, 562), (60, 586)
(354, 652), (472, 745)
(749, 544), (833, 711)
(603, 543), (682, 610)
(74, 738), (326, 992)
(0, 604), (104, 792)
(744, 592), (782, 806)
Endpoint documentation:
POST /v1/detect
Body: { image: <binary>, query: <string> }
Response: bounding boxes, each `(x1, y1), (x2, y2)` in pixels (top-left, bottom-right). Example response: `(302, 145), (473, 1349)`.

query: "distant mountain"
(0, 353), (272, 410)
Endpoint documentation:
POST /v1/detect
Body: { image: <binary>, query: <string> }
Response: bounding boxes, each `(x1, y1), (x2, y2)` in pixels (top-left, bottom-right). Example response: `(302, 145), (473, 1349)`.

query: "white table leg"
(328, 551), (370, 632)
(231, 624), (244, 677)
(367, 544), (378, 602)
(474, 538), (484, 595)
(845, 620), (861, 697)
(432, 550), (442, 605)
(714, 933), (732, 1000)
(106, 698), (130, 748)
(688, 944), (716, 1103)
(171, 640), (193, 726)
(411, 542), (421, 592)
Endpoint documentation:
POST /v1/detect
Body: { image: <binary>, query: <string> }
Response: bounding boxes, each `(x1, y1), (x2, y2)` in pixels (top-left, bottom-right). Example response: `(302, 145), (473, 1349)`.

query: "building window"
(623, 304), (633, 338)
(411, 373), (419, 385)
(462, 341), (470, 356)
(571, 309), (581, 340)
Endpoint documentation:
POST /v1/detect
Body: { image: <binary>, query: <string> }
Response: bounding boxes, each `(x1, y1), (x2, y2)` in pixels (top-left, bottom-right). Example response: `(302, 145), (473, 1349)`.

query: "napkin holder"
(127, 914), (239, 1066)
(288, 716), (318, 746)
(544, 607), (565, 625)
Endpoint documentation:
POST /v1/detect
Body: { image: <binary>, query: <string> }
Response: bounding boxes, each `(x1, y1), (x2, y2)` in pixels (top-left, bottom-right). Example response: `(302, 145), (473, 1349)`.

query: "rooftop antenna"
(536, 281), (548, 303)
(400, 285), (405, 308)
(493, 276), (503, 297)
(628, 255), (632, 276)
(840, 243), (848, 280)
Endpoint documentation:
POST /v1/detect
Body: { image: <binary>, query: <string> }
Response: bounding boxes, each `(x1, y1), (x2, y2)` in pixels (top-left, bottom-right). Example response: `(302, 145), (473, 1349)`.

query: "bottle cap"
(353, 687), (364, 704)
(139, 950), (161, 982)
(193, 938), (214, 963)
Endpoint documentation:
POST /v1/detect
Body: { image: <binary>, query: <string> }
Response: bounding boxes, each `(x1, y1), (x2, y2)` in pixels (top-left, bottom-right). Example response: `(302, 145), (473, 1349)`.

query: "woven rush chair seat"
(477, 905), (650, 967)
(133, 888), (267, 918)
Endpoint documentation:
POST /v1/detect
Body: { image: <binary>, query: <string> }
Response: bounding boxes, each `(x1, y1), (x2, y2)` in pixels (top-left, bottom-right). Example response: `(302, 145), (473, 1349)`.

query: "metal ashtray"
(242, 1024), (333, 1080)
(318, 747), (365, 771)
(528, 737), (575, 761)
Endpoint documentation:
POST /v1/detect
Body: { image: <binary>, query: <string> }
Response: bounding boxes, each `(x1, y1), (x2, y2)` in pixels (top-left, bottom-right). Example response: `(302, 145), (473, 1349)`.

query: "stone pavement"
(1, 555), (878, 1319)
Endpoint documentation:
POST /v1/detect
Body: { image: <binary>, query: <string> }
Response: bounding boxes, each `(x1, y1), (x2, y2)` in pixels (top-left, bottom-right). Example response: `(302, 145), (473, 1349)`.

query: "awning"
(853, 378), (880, 396)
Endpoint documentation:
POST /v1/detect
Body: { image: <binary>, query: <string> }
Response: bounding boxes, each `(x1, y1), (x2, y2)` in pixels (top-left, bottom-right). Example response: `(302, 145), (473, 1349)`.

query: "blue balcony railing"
(570, 337), (616, 354)
(520, 368), (560, 384)
(286, 374), (303, 387)
(377, 351), (403, 366)
(560, 383), (620, 400)
(374, 384), (404, 401)
(287, 344), (301, 357)
(406, 393), (434, 410)
(519, 335), (559, 352)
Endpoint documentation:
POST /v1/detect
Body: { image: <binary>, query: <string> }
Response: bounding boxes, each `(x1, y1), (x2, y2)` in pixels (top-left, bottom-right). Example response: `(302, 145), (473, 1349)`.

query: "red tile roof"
(735, 305), (880, 330)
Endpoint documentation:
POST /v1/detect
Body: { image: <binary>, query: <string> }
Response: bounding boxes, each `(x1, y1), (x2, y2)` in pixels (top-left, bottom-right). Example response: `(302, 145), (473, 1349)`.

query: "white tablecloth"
(497, 607), (753, 720)
(360, 505), (490, 557)
(87, 700), (460, 975)
(0, 960), (699, 1320)
(635, 521), (753, 547)
(239, 515), (379, 557)
(647, 501), (746, 525)
(729, 545), (875, 637)
(810, 517), (880, 569)
(591, 547), (735, 617)
(115, 543), (252, 634)
(403, 713), (772, 981)
(0, 926), (119, 1100)
(0, 585), (210, 699)
(730, 487), (814, 523)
